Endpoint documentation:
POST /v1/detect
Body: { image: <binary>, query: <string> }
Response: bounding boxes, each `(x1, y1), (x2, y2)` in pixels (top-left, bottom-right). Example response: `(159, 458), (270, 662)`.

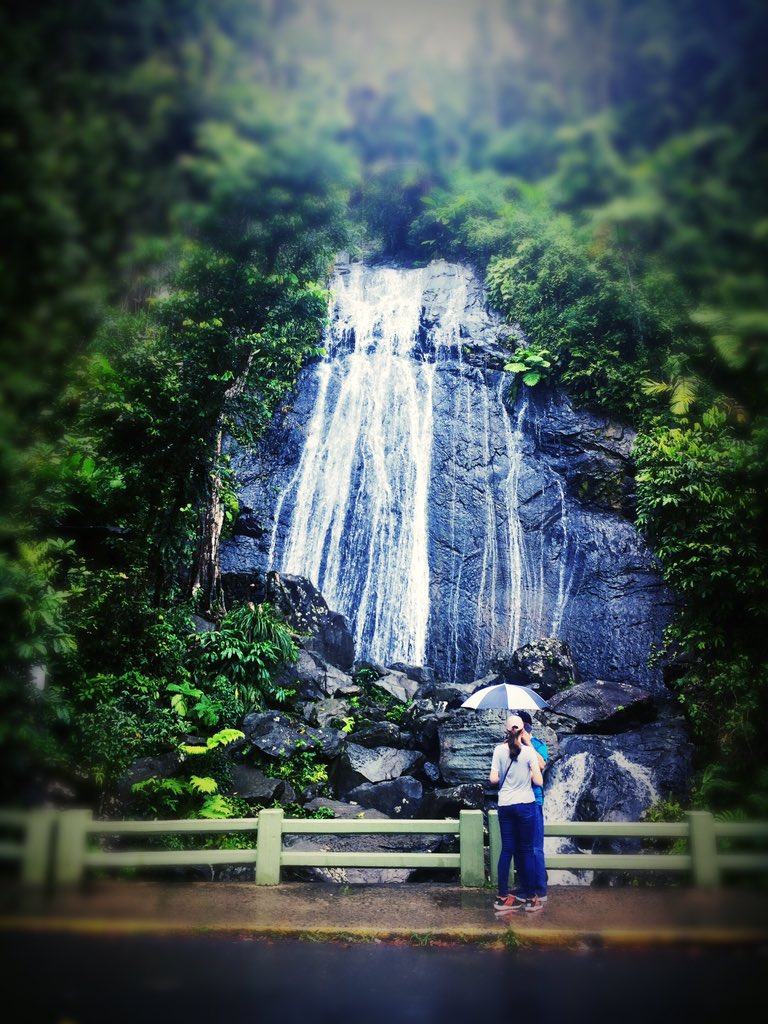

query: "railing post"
(255, 808), (283, 885)
(488, 809), (500, 888)
(459, 809), (485, 887)
(55, 809), (93, 886)
(687, 810), (720, 887)
(21, 807), (57, 886)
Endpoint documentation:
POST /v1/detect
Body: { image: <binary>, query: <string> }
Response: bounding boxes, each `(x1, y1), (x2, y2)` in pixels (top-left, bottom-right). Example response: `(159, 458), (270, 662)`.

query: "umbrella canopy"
(460, 682), (549, 711)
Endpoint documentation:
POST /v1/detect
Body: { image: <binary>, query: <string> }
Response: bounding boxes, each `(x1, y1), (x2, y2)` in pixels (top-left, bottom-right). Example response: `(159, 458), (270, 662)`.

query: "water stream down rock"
(222, 258), (674, 690)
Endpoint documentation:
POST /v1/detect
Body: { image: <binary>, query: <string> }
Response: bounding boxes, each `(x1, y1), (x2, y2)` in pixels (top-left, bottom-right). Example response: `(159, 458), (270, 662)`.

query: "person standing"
(518, 709), (548, 904)
(489, 714), (545, 913)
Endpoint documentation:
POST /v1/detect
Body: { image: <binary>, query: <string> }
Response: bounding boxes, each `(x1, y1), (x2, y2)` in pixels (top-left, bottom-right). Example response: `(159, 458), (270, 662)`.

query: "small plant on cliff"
(503, 345), (555, 388)
(263, 740), (330, 792)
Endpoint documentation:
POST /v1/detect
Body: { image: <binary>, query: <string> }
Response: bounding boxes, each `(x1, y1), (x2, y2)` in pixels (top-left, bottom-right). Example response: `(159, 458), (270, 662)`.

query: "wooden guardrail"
(2, 807), (767, 889)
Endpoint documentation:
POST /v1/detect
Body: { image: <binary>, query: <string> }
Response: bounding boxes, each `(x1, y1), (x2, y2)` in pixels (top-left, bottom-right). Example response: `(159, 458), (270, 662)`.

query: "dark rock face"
(226, 765), (294, 804)
(419, 785), (485, 818)
(438, 710), (510, 786)
(242, 712), (345, 761)
(118, 753), (180, 798)
(346, 777), (423, 817)
(547, 720), (695, 824)
(493, 638), (580, 698)
(331, 743), (422, 796)
(547, 679), (656, 732)
(349, 721), (402, 748)
(221, 260), (674, 692)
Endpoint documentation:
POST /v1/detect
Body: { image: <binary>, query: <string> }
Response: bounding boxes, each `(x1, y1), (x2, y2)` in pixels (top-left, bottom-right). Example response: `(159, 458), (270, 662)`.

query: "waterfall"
(261, 260), (582, 679)
(543, 751), (595, 886)
(269, 264), (436, 666)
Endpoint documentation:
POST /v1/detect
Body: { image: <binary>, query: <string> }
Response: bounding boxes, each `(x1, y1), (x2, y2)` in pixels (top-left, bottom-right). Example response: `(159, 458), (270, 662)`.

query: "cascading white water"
(266, 260), (577, 675)
(543, 751), (595, 886)
(269, 265), (436, 665)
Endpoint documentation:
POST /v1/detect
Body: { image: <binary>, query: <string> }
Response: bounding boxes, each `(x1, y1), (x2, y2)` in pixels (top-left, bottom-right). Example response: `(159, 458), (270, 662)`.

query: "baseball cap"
(505, 714), (524, 731)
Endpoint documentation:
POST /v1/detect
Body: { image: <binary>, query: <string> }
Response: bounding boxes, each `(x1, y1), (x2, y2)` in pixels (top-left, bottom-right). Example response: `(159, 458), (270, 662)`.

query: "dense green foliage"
(2, 0), (767, 818)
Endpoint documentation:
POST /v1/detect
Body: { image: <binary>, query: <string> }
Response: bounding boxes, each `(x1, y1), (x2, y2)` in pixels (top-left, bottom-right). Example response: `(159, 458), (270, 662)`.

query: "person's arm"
(489, 747), (500, 785)
(522, 743), (544, 787)
(524, 731), (547, 772)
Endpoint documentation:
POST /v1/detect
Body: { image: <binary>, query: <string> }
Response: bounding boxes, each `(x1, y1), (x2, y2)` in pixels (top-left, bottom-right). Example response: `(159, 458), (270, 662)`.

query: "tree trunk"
(189, 347), (256, 616)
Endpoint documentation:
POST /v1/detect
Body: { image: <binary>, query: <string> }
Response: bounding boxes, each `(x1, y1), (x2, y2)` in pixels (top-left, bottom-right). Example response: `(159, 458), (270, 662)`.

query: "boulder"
(433, 681), (476, 708)
(323, 664), (360, 697)
(388, 663), (437, 693)
(346, 777), (423, 817)
(263, 573), (354, 671)
(546, 679), (656, 733)
(226, 765), (294, 804)
(304, 698), (352, 730)
(331, 743), (421, 796)
(349, 722), (402, 749)
(370, 670), (421, 704)
(419, 784), (485, 818)
(118, 753), (180, 798)
(545, 718), (695, 824)
(495, 638), (580, 699)
(274, 649), (328, 702)
(437, 709), (508, 786)
(219, 569), (355, 672)
(242, 711), (345, 760)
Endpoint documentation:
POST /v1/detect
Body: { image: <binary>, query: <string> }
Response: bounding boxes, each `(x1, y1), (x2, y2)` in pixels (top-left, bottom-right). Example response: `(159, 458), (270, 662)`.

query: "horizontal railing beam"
(88, 819), (259, 835)
(716, 854), (768, 871)
(85, 850), (258, 867)
(544, 823), (689, 838)
(546, 853), (692, 871)
(280, 852), (461, 868)
(283, 819), (457, 835)
(714, 823), (768, 839)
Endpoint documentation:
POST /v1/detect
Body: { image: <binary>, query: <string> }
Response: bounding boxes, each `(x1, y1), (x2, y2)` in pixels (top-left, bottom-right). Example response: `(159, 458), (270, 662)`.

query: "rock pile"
(122, 572), (694, 883)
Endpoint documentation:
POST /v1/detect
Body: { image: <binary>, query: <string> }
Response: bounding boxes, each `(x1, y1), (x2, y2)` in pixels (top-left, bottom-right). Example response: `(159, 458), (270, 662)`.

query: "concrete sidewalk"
(2, 881), (768, 948)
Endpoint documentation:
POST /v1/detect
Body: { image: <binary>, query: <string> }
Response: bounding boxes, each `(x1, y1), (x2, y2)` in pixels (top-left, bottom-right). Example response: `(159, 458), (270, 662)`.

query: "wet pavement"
(2, 880), (768, 948)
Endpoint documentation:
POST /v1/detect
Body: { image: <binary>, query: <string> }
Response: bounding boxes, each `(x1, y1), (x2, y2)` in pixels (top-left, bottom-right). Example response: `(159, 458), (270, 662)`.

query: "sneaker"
(493, 894), (525, 911)
(535, 894), (548, 904)
(523, 896), (544, 913)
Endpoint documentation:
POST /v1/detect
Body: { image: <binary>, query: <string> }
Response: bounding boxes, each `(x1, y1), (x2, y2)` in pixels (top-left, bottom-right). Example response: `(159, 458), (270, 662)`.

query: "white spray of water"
(270, 264), (438, 665)
(543, 751), (595, 886)
(608, 751), (661, 807)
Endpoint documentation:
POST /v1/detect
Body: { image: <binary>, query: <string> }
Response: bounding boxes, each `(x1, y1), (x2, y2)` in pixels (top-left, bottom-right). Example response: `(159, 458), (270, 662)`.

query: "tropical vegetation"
(1, 0), (766, 819)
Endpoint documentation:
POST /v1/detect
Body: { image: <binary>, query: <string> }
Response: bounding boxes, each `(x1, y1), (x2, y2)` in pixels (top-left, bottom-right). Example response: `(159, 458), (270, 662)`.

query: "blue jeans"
(497, 802), (537, 898)
(532, 801), (547, 897)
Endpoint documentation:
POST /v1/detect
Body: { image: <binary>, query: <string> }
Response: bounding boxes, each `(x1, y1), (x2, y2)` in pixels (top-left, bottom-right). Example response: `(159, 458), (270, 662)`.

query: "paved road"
(2, 931), (765, 1024)
(4, 880), (768, 947)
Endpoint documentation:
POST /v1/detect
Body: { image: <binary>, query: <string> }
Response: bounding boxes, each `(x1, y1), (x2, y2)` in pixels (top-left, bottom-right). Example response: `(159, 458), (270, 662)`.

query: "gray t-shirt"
(491, 743), (537, 806)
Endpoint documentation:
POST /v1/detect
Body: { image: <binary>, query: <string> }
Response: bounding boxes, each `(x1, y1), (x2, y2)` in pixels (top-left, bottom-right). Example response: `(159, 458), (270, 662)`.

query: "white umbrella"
(460, 682), (549, 711)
